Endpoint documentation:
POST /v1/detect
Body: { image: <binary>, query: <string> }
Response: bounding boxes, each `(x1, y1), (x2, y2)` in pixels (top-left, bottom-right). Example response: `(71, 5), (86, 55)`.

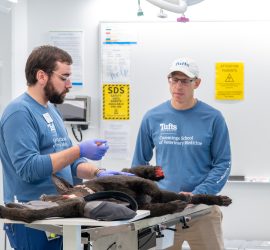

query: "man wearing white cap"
(132, 57), (231, 250)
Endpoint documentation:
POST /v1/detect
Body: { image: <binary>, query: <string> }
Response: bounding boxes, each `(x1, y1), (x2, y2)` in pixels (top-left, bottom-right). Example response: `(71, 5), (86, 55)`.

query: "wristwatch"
(94, 168), (106, 177)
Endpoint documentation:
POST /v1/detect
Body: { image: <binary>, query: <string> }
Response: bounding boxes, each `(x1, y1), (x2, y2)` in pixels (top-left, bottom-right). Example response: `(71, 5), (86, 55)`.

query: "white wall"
(98, 20), (270, 241)
(0, 7), (12, 250)
(1, 0), (270, 247)
(221, 182), (270, 240)
(0, 10), (12, 113)
(11, 0), (28, 99)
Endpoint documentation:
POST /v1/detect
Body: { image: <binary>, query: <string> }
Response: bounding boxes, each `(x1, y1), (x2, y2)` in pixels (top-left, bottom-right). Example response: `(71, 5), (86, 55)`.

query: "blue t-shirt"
(132, 100), (231, 195)
(0, 92), (86, 203)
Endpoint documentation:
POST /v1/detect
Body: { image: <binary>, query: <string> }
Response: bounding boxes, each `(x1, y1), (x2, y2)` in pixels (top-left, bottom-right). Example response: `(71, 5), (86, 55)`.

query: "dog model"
(0, 166), (232, 223)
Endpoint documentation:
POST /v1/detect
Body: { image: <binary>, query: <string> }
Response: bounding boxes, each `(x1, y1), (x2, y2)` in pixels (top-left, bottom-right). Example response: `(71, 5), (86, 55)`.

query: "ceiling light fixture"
(138, 0), (205, 21)
(137, 0), (144, 16)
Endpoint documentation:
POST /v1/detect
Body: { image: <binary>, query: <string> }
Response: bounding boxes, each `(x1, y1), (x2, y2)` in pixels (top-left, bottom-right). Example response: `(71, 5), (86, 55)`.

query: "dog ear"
(52, 174), (74, 194)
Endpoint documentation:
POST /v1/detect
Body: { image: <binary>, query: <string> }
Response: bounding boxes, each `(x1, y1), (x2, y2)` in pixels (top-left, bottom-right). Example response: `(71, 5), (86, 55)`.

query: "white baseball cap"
(168, 57), (199, 78)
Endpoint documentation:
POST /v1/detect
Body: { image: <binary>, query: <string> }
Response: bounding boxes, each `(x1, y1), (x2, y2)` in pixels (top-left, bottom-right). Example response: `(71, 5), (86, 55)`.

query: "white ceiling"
(0, 0), (16, 14)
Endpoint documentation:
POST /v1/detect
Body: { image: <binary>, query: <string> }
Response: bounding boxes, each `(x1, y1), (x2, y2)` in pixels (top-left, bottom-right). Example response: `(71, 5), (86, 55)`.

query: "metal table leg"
(63, 225), (81, 250)
(92, 231), (138, 250)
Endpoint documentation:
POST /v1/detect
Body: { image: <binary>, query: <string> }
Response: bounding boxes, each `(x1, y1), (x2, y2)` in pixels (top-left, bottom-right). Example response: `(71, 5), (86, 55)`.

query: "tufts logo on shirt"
(47, 123), (56, 132)
(160, 123), (177, 132)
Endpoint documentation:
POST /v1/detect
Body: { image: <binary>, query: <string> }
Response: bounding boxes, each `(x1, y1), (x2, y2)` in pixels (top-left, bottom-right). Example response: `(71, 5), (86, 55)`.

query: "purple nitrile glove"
(79, 139), (109, 160)
(96, 170), (135, 177)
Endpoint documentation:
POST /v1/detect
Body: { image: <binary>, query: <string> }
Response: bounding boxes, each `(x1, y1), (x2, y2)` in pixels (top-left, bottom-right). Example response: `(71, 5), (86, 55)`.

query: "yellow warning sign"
(103, 84), (130, 120)
(215, 62), (244, 100)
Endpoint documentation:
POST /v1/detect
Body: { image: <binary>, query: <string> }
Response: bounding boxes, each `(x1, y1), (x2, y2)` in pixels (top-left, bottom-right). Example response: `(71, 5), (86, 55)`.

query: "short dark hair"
(25, 45), (73, 86)
(168, 71), (179, 79)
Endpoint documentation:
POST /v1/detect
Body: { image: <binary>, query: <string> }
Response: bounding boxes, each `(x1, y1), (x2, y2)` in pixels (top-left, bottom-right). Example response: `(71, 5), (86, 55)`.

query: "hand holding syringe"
(79, 139), (109, 160)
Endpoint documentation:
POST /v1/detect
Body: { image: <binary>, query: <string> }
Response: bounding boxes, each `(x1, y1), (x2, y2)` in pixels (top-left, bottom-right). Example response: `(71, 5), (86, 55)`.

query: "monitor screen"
(56, 96), (90, 125)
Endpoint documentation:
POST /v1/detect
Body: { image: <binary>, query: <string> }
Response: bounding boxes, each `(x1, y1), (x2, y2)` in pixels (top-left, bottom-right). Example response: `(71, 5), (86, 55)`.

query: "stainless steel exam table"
(1, 204), (212, 250)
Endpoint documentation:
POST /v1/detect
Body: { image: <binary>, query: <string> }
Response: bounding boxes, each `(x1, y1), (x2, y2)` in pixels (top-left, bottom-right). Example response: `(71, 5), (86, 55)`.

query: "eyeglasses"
(52, 71), (72, 83)
(169, 77), (196, 86)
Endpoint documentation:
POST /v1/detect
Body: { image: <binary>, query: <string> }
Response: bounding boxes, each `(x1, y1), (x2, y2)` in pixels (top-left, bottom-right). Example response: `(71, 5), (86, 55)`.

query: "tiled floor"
(224, 239), (270, 250)
(159, 240), (270, 250)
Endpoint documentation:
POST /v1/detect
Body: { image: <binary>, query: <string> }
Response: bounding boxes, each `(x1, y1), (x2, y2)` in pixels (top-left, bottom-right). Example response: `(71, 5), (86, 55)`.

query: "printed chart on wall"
(215, 62), (244, 100)
(101, 23), (137, 83)
(100, 23), (137, 159)
(49, 31), (84, 86)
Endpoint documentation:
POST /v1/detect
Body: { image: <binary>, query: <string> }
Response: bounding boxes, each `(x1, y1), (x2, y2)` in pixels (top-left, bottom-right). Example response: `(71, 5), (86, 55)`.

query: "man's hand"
(179, 191), (193, 205)
(79, 139), (109, 160)
(179, 191), (193, 196)
(97, 170), (135, 177)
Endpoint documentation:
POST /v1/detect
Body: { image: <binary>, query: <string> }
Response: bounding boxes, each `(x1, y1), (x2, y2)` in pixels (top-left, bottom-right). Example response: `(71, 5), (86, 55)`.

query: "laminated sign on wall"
(103, 84), (130, 120)
(49, 31), (84, 86)
(215, 62), (244, 100)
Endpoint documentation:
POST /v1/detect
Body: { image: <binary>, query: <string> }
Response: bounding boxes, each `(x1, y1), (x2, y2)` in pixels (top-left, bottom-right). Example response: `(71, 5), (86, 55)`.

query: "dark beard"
(44, 79), (69, 104)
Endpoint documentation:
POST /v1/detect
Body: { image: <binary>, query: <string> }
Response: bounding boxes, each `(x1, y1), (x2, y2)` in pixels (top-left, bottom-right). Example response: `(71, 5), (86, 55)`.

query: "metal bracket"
(179, 216), (191, 229)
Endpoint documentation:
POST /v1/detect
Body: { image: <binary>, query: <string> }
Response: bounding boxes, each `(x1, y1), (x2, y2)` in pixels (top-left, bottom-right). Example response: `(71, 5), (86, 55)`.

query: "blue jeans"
(4, 224), (63, 250)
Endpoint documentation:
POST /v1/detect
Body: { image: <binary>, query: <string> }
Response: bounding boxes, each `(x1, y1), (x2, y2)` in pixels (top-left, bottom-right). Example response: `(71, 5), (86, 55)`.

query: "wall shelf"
(228, 180), (270, 184)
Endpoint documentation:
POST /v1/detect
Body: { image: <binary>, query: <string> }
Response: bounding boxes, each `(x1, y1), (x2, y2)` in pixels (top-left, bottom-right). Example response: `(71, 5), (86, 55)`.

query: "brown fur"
(0, 166), (232, 223)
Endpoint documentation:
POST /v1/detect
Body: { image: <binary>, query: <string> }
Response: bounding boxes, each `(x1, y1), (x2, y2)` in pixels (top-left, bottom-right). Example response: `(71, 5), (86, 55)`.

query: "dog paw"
(170, 200), (187, 212)
(40, 194), (47, 201)
(217, 195), (232, 206)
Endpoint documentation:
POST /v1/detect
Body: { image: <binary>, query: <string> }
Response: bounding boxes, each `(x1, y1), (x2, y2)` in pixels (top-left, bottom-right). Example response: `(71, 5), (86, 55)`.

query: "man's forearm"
(50, 145), (81, 172)
(76, 162), (100, 179)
